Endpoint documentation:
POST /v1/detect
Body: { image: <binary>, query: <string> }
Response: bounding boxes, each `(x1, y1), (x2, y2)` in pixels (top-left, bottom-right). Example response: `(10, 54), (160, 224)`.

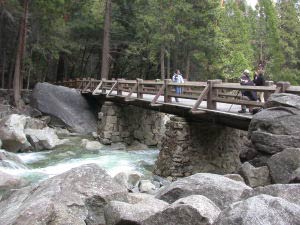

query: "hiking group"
(239, 68), (265, 114)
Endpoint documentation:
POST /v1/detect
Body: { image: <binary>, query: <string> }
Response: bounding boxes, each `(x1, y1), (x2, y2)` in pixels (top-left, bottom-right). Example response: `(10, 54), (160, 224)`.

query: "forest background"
(0, 0), (300, 92)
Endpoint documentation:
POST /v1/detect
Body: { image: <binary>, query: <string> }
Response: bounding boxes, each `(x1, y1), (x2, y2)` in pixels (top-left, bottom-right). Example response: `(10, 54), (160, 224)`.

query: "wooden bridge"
(57, 78), (300, 131)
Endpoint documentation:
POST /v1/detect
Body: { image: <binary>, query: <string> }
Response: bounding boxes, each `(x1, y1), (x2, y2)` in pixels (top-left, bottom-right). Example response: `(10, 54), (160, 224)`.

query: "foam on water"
(0, 147), (159, 183)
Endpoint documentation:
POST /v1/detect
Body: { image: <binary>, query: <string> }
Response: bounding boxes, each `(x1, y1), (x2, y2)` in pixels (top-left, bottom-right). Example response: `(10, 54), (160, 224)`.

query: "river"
(0, 136), (159, 185)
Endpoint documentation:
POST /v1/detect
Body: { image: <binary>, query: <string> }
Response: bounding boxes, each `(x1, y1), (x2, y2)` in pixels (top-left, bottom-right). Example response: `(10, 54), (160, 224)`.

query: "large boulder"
(0, 114), (31, 152)
(249, 94), (300, 154)
(242, 184), (300, 206)
(155, 173), (252, 209)
(142, 195), (221, 225)
(214, 194), (300, 225)
(0, 164), (128, 225)
(239, 162), (270, 187)
(104, 196), (168, 225)
(267, 148), (300, 184)
(25, 127), (69, 150)
(30, 82), (97, 134)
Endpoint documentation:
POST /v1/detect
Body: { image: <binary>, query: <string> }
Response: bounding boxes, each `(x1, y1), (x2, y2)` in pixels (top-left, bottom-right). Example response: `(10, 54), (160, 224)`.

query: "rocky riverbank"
(0, 164), (299, 225)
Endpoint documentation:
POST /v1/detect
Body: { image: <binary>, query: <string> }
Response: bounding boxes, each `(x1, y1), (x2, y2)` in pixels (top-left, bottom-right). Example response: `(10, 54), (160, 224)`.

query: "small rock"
(224, 174), (245, 183)
(81, 139), (103, 151)
(139, 180), (156, 194)
(142, 195), (221, 225)
(239, 162), (271, 187)
(104, 197), (168, 225)
(111, 142), (126, 150)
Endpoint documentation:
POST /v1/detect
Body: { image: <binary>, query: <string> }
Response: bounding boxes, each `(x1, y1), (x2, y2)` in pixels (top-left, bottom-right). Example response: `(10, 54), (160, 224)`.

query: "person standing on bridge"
(172, 69), (184, 102)
(239, 69), (257, 113)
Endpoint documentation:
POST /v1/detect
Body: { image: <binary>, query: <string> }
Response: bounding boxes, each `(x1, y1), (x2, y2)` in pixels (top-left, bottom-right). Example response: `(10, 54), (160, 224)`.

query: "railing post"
(264, 81), (274, 101)
(276, 81), (290, 93)
(102, 78), (106, 94)
(207, 79), (222, 110)
(137, 78), (143, 99)
(117, 79), (124, 96)
(164, 79), (172, 103)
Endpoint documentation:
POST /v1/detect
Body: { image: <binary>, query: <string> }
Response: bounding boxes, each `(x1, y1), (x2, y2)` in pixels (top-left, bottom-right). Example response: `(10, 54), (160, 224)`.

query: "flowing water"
(0, 136), (159, 185)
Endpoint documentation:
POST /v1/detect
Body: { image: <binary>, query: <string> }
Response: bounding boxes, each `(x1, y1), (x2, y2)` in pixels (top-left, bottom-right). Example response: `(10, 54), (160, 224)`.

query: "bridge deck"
(58, 78), (300, 131)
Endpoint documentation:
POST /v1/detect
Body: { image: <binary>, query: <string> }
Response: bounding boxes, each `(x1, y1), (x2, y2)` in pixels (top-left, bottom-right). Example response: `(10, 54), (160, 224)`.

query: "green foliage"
(1, 0), (300, 86)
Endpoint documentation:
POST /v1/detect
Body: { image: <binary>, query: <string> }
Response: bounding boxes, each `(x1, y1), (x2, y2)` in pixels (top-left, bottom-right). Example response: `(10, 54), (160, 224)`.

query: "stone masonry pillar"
(154, 116), (242, 178)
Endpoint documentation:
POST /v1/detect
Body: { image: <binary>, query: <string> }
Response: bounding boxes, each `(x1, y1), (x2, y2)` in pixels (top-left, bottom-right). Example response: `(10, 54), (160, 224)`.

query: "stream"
(0, 135), (159, 185)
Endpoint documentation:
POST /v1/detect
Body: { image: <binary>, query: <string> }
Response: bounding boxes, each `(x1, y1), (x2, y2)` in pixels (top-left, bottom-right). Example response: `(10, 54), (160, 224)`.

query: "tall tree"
(13, 0), (29, 108)
(100, 0), (112, 79)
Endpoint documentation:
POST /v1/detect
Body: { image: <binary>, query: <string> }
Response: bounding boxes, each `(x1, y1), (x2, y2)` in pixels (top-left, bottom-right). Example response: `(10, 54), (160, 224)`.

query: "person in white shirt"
(172, 69), (184, 102)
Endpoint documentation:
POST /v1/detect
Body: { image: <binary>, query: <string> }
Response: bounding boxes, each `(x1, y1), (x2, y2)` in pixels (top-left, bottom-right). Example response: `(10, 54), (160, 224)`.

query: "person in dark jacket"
(253, 71), (265, 102)
(239, 69), (257, 113)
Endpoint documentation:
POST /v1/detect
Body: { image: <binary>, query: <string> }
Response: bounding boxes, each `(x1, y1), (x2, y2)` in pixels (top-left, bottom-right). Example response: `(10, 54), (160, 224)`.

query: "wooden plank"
(82, 79), (92, 93)
(125, 82), (138, 100)
(151, 84), (165, 104)
(191, 85), (209, 111)
(214, 84), (276, 91)
(214, 97), (264, 107)
(106, 81), (118, 97)
(92, 81), (103, 95)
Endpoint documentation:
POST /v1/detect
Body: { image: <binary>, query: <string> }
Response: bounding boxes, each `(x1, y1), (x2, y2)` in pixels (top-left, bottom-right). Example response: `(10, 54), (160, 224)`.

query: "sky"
(247, 0), (258, 8)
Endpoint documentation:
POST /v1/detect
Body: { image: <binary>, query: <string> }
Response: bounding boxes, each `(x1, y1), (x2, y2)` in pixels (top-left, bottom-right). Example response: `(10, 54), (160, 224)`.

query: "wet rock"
(24, 117), (47, 129)
(0, 114), (31, 152)
(30, 82), (97, 134)
(0, 164), (128, 225)
(104, 196), (168, 225)
(139, 180), (156, 194)
(25, 127), (69, 150)
(142, 195), (221, 225)
(214, 194), (300, 225)
(81, 139), (103, 151)
(155, 173), (252, 209)
(267, 148), (300, 183)
(111, 142), (126, 150)
(0, 149), (27, 169)
(0, 171), (27, 191)
(239, 162), (270, 187)
(223, 174), (245, 183)
(242, 183), (300, 206)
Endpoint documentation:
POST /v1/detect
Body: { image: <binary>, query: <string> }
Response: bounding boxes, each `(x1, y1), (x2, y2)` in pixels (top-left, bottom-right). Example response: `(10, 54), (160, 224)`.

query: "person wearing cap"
(239, 69), (257, 113)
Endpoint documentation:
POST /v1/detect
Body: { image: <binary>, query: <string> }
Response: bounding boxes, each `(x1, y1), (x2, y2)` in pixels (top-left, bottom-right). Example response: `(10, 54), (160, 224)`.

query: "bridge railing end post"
(207, 79), (222, 110)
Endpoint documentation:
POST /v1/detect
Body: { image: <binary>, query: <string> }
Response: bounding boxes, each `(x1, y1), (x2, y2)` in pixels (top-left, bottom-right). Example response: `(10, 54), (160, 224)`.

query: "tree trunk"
(160, 45), (165, 80)
(185, 51), (190, 81)
(1, 51), (5, 89)
(13, 0), (29, 108)
(167, 46), (170, 79)
(100, 0), (112, 80)
(56, 52), (65, 82)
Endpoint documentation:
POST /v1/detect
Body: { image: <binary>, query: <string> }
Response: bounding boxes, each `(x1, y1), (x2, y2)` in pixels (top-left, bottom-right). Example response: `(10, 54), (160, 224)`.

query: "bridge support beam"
(154, 116), (242, 178)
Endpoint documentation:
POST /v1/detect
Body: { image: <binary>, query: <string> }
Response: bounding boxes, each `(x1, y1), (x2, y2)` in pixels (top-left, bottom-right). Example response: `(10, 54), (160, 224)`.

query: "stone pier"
(154, 116), (242, 178)
(97, 101), (167, 146)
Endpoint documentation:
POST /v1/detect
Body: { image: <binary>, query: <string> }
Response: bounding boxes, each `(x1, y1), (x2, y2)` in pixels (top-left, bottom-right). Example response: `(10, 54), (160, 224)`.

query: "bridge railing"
(56, 77), (300, 112)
